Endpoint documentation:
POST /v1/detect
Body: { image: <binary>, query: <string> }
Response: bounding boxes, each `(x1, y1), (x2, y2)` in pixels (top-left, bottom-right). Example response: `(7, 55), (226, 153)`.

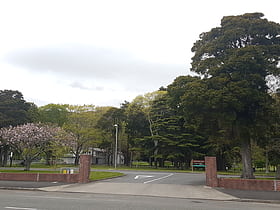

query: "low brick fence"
(205, 157), (280, 191)
(0, 172), (79, 183)
(0, 155), (91, 184)
(218, 177), (280, 191)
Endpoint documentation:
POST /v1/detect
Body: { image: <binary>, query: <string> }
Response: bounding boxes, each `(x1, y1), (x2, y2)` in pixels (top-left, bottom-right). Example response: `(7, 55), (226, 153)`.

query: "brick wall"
(275, 180), (280, 191)
(0, 173), (79, 183)
(0, 155), (91, 183)
(218, 178), (280, 191)
(205, 156), (218, 187)
(0, 173), (38, 182)
(38, 173), (79, 183)
(78, 155), (91, 183)
(205, 156), (280, 192)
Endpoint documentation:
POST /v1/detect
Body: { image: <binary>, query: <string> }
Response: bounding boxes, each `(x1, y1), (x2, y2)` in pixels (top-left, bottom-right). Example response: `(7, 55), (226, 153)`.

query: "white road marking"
(134, 175), (154, 179)
(143, 173), (174, 184)
(5, 207), (38, 210)
(23, 195), (88, 201)
(22, 195), (123, 202)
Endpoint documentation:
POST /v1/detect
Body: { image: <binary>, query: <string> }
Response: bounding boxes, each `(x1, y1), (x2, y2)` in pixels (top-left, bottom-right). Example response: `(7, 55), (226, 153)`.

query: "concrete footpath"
(0, 180), (280, 203)
(40, 182), (236, 201)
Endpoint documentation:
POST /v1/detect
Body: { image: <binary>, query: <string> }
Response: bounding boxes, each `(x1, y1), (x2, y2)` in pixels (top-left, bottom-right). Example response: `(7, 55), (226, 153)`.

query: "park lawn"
(217, 171), (276, 177)
(91, 165), (203, 173)
(0, 169), (124, 181)
(0, 169), (59, 173)
(89, 171), (124, 181)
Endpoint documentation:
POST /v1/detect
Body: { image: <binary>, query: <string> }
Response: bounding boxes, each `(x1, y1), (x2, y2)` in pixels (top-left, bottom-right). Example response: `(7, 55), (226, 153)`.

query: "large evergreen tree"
(149, 93), (204, 168)
(0, 90), (32, 128)
(0, 90), (33, 166)
(190, 13), (280, 178)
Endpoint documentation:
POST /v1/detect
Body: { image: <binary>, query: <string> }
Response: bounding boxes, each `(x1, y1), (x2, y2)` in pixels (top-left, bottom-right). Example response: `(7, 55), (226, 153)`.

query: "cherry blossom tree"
(0, 123), (63, 170)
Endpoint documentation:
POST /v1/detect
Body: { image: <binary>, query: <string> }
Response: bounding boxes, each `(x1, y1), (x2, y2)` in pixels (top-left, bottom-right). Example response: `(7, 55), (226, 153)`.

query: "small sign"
(191, 159), (205, 171)
(192, 160), (205, 166)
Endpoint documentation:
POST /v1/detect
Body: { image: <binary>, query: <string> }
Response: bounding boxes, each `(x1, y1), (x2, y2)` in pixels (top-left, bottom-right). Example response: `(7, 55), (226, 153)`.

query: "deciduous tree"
(63, 105), (109, 165)
(38, 104), (69, 126)
(0, 123), (62, 170)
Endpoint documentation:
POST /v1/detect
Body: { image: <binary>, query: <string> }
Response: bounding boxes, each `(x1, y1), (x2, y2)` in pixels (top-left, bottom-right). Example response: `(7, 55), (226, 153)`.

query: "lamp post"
(114, 124), (118, 169)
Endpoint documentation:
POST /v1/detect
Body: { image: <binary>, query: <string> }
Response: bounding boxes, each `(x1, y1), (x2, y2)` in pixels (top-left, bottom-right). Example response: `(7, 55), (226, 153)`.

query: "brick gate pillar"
(79, 155), (91, 183)
(205, 156), (218, 187)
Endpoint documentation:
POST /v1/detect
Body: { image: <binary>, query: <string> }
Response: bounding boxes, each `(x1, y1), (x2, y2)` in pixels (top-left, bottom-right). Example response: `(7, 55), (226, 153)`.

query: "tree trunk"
(24, 159), (32, 171)
(45, 150), (52, 166)
(217, 152), (226, 171)
(154, 147), (158, 169)
(265, 149), (269, 174)
(154, 138), (158, 169)
(74, 154), (80, 166)
(0, 147), (3, 167)
(276, 165), (280, 180)
(124, 139), (130, 166)
(74, 146), (82, 166)
(159, 158), (164, 167)
(0, 145), (9, 167)
(130, 151), (133, 167)
(2, 148), (8, 167)
(9, 156), (13, 167)
(240, 139), (255, 179)
(149, 157), (152, 167)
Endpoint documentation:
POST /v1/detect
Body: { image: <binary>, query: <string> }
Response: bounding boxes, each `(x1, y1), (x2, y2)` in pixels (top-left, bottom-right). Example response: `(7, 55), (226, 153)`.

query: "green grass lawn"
(217, 171), (276, 177)
(0, 169), (59, 173)
(91, 165), (201, 173)
(0, 168), (124, 181)
(89, 171), (124, 181)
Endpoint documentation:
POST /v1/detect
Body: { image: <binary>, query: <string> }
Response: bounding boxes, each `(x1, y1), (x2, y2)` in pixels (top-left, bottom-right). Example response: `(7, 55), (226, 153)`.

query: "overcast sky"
(0, 0), (279, 107)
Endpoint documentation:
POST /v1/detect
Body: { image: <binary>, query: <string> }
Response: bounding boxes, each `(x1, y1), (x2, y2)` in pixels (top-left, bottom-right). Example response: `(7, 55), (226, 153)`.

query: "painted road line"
(134, 175), (154, 180)
(143, 173), (174, 184)
(5, 207), (38, 210)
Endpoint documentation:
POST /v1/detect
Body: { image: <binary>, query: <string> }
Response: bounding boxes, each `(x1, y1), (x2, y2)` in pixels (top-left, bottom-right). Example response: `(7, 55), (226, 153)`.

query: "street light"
(114, 124), (118, 169)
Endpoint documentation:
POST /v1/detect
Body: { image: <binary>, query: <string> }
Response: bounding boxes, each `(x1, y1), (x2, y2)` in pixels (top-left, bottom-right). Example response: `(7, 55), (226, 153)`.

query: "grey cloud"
(4, 44), (131, 78)
(3, 44), (187, 90)
(70, 81), (104, 91)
